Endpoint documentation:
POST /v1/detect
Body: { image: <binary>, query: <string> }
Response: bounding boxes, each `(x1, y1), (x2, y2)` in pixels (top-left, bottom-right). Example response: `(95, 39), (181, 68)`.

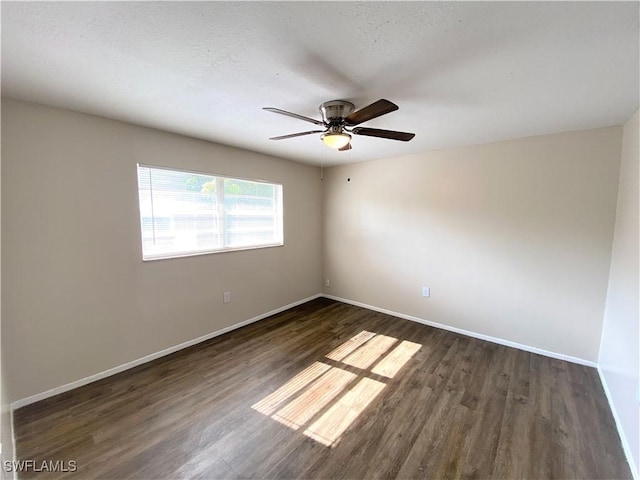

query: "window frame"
(136, 164), (284, 261)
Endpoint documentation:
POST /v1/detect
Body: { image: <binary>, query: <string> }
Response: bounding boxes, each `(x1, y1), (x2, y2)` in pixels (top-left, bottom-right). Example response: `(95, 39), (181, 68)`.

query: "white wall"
(1, 98), (322, 403)
(599, 109), (639, 479)
(1, 123), (15, 476)
(1, 358), (12, 480)
(323, 127), (622, 362)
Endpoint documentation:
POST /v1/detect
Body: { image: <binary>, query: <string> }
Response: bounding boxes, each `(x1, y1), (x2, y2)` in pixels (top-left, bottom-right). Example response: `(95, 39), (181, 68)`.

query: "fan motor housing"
(319, 100), (355, 125)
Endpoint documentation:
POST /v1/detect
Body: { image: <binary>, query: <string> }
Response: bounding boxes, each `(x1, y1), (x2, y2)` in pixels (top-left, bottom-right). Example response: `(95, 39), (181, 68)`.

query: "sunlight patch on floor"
(304, 376), (386, 446)
(372, 340), (422, 378)
(251, 330), (422, 447)
(252, 362), (331, 416)
(341, 334), (398, 370)
(271, 367), (357, 430)
(326, 330), (376, 361)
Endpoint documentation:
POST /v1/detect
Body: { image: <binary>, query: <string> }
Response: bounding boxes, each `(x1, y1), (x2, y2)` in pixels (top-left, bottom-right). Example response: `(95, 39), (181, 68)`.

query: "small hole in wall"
(347, 178), (351, 182)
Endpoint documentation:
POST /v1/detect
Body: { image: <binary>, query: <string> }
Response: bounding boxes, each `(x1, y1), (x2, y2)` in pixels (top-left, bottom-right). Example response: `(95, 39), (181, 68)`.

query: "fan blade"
(263, 107), (325, 126)
(269, 130), (324, 140)
(338, 142), (352, 151)
(352, 127), (415, 141)
(344, 99), (398, 126)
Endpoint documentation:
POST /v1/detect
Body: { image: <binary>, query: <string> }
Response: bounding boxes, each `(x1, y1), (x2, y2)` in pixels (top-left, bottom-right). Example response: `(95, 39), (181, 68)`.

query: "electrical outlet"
(325, 279), (330, 287)
(422, 286), (430, 297)
(223, 291), (231, 303)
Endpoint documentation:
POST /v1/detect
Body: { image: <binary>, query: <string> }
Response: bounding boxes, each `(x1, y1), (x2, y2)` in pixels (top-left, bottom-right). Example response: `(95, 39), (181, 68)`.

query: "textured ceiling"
(2, 2), (638, 166)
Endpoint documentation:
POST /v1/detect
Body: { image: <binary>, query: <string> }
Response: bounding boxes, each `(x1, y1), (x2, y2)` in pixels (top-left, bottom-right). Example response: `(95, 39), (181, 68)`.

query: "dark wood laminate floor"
(14, 298), (632, 479)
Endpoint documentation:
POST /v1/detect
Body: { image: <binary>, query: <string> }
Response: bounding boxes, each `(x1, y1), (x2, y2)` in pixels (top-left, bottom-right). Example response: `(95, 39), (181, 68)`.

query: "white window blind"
(137, 165), (283, 260)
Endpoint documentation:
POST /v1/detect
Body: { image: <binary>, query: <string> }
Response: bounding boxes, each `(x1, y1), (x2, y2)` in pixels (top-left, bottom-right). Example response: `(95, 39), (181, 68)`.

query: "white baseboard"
(8, 292), (598, 408)
(11, 292), (634, 478)
(10, 294), (322, 410)
(322, 294), (597, 367)
(597, 367), (639, 480)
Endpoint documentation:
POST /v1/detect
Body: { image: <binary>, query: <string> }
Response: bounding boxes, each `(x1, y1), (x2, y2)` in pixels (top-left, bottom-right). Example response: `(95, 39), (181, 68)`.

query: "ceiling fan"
(263, 99), (415, 151)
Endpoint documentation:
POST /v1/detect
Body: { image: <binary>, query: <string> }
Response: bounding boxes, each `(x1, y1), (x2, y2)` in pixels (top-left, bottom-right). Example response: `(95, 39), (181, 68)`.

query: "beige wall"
(1, 98), (322, 402)
(599, 110), (639, 478)
(323, 127), (622, 362)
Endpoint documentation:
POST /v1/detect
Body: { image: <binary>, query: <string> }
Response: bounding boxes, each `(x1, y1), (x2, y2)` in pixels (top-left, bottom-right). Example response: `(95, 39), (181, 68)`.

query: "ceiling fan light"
(321, 132), (351, 149)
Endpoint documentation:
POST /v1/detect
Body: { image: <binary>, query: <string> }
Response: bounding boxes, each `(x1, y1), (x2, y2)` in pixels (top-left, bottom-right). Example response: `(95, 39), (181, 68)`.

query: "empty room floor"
(13, 298), (631, 479)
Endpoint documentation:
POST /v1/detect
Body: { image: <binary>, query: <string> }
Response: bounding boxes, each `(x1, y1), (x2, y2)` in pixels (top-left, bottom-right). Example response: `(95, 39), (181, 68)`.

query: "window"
(137, 165), (283, 260)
